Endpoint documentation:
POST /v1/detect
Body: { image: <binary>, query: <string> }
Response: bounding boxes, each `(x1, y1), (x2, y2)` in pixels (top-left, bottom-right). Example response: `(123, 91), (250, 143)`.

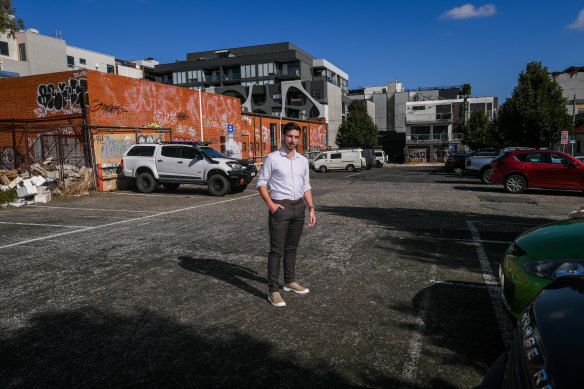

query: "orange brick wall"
(0, 70), (327, 168)
(241, 114), (326, 161)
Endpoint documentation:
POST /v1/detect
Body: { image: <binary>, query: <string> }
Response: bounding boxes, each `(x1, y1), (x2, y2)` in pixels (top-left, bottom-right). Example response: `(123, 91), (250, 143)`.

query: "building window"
(79, 58), (86, 65)
(107, 64), (115, 74)
(312, 90), (320, 99)
(241, 64), (256, 79)
(412, 106), (425, 111)
(173, 71), (186, 84)
(18, 43), (26, 61)
(270, 123), (278, 152)
(255, 142), (259, 151)
(67, 55), (74, 68)
(250, 142), (253, 153)
(163, 74), (172, 84)
(272, 93), (282, 103)
(187, 70), (203, 82)
(0, 41), (8, 56)
(258, 62), (275, 77)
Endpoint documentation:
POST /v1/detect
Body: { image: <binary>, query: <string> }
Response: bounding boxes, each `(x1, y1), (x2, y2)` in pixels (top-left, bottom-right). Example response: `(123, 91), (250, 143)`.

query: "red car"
(491, 150), (584, 193)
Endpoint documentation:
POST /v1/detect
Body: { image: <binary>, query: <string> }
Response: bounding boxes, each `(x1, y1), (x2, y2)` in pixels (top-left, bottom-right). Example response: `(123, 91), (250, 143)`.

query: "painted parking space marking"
(30, 205), (160, 214)
(430, 279), (490, 289)
(0, 193), (259, 250)
(0, 221), (90, 229)
(467, 220), (513, 346)
(400, 264), (436, 389)
(111, 192), (203, 198)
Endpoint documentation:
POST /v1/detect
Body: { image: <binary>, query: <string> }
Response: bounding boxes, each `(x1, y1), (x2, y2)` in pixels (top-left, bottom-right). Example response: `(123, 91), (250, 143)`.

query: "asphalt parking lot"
(1, 165), (582, 388)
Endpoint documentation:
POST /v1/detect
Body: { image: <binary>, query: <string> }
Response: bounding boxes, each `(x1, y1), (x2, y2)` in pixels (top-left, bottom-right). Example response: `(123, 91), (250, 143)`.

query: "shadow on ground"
(178, 256), (266, 300)
(0, 307), (420, 388)
(392, 281), (505, 378)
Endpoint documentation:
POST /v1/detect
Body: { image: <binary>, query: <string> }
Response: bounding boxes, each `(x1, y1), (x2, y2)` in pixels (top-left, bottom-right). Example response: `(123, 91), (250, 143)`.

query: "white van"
(373, 150), (385, 167)
(313, 149), (367, 172)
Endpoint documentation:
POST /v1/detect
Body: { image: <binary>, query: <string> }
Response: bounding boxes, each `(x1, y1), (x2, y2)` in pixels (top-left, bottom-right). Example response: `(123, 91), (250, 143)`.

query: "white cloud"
(441, 3), (497, 20)
(567, 9), (584, 30)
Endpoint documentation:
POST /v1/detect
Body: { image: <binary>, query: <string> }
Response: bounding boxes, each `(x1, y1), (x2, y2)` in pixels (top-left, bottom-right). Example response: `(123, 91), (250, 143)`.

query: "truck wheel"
(231, 183), (248, 193)
(208, 174), (230, 196)
(163, 183), (180, 190)
(136, 172), (156, 193)
(481, 168), (493, 184)
(347, 164), (356, 172)
(319, 166), (327, 173)
(504, 174), (526, 194)
(453, 167), (463, 175)
(376, 161), (382, 168)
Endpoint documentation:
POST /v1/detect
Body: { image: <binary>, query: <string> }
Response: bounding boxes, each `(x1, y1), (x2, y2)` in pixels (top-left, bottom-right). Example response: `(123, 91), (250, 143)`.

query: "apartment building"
(0, 28), (155, 80)
(550, 66), (584, 126)
(154, 42), (351, 147)
(349, 82), (498, 162)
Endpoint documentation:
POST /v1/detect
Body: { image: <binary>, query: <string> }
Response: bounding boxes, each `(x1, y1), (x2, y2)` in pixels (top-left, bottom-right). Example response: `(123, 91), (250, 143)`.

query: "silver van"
(313, 149), (366, 172)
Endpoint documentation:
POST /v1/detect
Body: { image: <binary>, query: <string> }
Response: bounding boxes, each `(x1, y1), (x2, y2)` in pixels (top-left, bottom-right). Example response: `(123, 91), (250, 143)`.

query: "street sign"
(561, 131), (569, 145)
(570, 139), (576, 144)
(228, 124), (233, 133)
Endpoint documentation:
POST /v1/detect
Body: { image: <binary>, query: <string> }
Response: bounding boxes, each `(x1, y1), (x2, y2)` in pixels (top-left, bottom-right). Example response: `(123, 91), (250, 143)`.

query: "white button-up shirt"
(256, 148), (311, 200)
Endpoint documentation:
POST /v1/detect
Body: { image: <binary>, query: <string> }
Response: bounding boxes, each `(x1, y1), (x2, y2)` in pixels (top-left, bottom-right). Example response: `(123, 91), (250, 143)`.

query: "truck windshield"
(200, 146), (227, 159)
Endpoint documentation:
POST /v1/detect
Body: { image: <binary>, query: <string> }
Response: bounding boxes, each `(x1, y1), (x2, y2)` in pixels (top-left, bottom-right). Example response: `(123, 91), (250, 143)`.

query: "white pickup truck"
(121, 142), (257, 196)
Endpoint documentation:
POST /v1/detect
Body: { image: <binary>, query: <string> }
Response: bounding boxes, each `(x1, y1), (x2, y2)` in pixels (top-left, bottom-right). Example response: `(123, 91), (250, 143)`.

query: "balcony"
(407, 133), (464, 143)
(406, 112), (453, 124)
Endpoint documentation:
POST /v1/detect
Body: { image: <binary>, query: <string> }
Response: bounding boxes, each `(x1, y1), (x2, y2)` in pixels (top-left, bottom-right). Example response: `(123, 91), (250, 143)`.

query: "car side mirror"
(563, 160), (577, 167)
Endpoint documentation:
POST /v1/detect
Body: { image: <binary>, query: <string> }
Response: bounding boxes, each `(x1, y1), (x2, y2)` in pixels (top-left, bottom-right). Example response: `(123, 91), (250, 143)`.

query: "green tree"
(335, 101), (378, 148)
(497, 61), (572, 148)
(0, 0), (24, 39)
(463, 110), (490, 150)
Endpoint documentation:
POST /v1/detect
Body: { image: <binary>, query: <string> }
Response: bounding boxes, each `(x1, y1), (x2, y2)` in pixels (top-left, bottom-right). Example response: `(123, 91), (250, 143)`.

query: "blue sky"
(12, 1), (584, 102)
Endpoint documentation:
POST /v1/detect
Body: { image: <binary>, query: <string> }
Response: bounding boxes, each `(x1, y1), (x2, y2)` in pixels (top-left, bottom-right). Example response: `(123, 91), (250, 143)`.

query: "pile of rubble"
(0, 161), (94, 207)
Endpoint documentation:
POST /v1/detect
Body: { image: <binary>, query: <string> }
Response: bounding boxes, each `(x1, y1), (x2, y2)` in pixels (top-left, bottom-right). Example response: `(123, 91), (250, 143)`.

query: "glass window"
(0, 41), (8, 56)
(18, 43), (26, 61)
(331, 153), (341, 159)
(67, 55), (74, 67)
(412, 106), (425, 111)
(200, 146), (226, 159)
(79, 58), (86, 65)
(180, 147), (202, 159)
(312, 90), (320, 99)
(550, 153), (572, 165)
(270, 123), (277, 152)
(161, 146), (180, 158)
(516, 152), (546, 163)
(107, 64), (115, 74)
(173, 71), (186, 84)
(127, 146), (155, 157)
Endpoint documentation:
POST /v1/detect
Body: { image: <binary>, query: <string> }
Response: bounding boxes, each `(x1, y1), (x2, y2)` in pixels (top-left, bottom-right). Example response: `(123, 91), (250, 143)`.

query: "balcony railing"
(407, 133), (464, 142)
(406, 112), (453, 123)
(277, 68), (300, 76)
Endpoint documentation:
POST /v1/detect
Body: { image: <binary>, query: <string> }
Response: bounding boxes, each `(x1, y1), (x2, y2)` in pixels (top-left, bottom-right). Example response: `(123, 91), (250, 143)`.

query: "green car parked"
(500, 218), (584, 318)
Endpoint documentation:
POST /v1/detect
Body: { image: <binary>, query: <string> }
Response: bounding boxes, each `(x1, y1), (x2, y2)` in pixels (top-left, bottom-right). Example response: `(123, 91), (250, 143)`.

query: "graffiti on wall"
(408, 148), (428, 163)
(93, 134), (135, 165)
(1, 147), (15, 169)
(35, 76), (88, 118)
(309, 124), (326, 149)
(137, 133), (165, 144)
(433, 148), (450, 163)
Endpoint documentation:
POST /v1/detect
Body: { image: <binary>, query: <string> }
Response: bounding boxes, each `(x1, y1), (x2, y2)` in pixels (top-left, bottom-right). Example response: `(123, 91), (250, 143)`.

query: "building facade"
(550, 66), (584, 127)
(349, 82), (498, 162)
(154, 42), (350, 147)
(0, 29), (155, 80)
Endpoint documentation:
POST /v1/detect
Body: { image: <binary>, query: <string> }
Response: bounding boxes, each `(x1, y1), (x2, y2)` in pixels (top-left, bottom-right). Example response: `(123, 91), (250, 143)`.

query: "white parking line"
(111, 192), (199, 198)
(30, 205), (160, 214)
(0, 193), (259, 250)
(0, 221), (90, 229)
(400, 264), (436, 389)
(430, 279), (489, 289)
(466, 220), (513, 345)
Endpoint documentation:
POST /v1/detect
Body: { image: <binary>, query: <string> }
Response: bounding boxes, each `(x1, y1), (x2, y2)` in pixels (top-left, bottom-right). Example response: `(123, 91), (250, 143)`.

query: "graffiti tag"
(90, 100), (129, 115)
(36, 78), (87, 114)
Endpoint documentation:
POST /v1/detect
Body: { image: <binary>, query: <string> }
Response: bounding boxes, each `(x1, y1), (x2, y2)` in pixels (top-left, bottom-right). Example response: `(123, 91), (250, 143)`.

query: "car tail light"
(121, 159), (124, 170)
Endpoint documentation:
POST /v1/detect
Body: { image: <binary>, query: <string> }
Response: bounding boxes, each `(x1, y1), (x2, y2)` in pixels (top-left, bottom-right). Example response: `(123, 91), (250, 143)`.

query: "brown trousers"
(268, 200), (306, 293)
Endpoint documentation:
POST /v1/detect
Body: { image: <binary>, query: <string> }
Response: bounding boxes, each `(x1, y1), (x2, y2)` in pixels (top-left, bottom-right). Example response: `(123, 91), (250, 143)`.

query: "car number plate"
(251, 172), (256, 177)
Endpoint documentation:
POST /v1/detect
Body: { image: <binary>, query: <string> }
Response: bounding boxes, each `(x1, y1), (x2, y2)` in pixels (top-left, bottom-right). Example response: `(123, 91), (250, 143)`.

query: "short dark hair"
(282, 122), (301, 134)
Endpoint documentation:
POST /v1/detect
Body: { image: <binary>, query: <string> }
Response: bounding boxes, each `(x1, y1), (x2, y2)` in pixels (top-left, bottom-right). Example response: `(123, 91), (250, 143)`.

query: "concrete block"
(30, 175), (46, 186)
(34, 193), (51, 203)
(8, 177), (23, 189)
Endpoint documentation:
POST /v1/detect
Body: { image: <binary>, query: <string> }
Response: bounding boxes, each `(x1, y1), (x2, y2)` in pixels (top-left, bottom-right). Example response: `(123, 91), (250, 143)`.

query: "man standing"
(256, 122), (316, 307)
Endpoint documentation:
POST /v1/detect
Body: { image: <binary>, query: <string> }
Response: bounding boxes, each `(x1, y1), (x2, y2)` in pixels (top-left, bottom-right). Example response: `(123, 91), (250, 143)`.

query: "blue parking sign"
(228, 124), (233, 133)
